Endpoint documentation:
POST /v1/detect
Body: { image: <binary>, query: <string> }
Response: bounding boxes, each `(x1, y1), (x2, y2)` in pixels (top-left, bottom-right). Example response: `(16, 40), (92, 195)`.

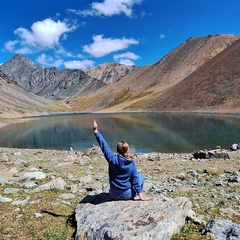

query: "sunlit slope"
(148, 37), (240, 113)
(66, 34), (240, 112)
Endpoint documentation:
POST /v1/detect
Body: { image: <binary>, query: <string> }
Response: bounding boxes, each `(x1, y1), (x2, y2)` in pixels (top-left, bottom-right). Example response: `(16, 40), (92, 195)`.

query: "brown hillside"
(67, 34), (240, 112)
(109, 34), (239, 92)
(149, 38), (240, 113)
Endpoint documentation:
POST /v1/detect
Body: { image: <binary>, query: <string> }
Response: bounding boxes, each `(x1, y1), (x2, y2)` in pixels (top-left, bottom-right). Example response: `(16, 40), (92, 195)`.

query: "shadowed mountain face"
(0, 54), (107, 100)
(0, 71), (68, 118)
(0, 34), (240, 116)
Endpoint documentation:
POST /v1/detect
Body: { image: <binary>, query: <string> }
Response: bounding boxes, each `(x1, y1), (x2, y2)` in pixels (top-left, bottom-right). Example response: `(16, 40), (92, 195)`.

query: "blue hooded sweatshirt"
(95, 131), (141, 193)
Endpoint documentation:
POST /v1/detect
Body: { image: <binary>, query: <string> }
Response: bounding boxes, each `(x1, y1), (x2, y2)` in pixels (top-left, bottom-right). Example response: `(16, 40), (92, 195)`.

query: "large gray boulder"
(202, 219), (240, 240)
(75, 193), (192, 240)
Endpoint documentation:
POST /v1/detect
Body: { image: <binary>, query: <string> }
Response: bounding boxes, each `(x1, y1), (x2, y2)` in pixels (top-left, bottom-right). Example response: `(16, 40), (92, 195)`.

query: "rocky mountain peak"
(1, 34), (240, 115)
(83, 62), (136, 84)
(0, 55), (134, 100)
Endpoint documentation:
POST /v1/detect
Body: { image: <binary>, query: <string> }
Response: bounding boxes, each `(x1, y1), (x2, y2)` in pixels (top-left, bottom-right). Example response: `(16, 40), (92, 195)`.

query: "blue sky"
(0, 0), (240, 70)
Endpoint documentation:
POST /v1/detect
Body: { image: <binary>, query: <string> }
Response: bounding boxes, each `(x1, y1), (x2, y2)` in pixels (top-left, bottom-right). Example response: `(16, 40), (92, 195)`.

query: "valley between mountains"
(0, 34), (240, 120)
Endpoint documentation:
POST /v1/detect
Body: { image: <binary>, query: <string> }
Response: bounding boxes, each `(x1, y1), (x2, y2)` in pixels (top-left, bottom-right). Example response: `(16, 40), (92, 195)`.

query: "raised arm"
(92, 120), (117, 164)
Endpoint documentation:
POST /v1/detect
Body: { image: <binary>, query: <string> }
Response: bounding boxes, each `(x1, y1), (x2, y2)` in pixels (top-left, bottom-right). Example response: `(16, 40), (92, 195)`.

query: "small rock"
(12, 196), (30, 206)
(0, 195), (13, 203)
(58, 193), (75, 200)
(79, 175), (92, 185)
(34, 213), (43, 218)
(24, 181), (37, 188)
(228, 176), (240, 183)
(34, 177), (67, 192)
(187, 170), (198, 177)
(3, 188), (20, 195)
(24, 171), (46, 180)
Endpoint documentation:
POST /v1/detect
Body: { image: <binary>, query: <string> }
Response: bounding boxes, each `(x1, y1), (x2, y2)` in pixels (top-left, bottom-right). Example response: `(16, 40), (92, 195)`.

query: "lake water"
(0, 112), (240, 153)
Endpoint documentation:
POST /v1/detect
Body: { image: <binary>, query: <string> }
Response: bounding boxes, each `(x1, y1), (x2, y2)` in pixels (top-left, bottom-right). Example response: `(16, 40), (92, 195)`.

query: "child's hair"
(117, 140), (130, 158)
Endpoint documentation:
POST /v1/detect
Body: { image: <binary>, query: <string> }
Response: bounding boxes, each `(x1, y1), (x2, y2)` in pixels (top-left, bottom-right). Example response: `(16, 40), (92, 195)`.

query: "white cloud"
(114, 51), (140, 60)
(83, 35), (139, 57)
(118, 59), (135, 65)
(64, 60), (95, 69)
(15, 47), (33, 54)
(37, 53), (90, 69)
(159, 34), (165, 39)
(36, 53), (63, 68)
(4, 40), (20, 52)
(68, 0), (142, 17)
(56, 46), (84, 59)
(114, 51), (140, 65)
(4, 18), (77, 53)
(4, 40), (33, 54)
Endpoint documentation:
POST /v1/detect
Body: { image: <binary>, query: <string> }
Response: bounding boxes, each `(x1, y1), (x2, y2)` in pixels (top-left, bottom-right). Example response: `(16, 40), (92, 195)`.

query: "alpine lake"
(0, 112), (240, 153)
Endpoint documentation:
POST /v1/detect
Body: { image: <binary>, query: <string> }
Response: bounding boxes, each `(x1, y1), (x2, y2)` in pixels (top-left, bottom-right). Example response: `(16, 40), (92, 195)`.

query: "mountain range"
(0, 34), (240, 118)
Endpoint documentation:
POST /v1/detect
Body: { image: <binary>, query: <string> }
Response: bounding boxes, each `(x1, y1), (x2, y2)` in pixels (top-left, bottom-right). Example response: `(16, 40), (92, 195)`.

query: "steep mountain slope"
(1, 34), (240, 115)
(148, 38), (240, 113)
(0, 54), (105, 100)
(83, 62), (136, 84)
(110, 34), (239, 92)
(66, 34), (240, 112)
(0, 71), (68, 118)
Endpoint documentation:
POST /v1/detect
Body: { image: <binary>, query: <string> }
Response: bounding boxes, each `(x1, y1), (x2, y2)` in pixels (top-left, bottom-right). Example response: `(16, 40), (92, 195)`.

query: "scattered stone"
(193, 150), (230, 160)
(0, 195), (12, 202)
(34, 213), (43, 218)
(12, 196), (30, 206)
(79, 175), (92, 185)
(0, 146), (239, 239)
(228, 176), (240, 183)
(24, 171), (46, 180)
(3, 187), (20, 194)
(58, 193), (75, 200)
(215, 180), (224, 186)
(187, 170), (198, 177)
(16, 214), (23, 219)
(0, 153), (8, 162)
(34, 177), (67, 192)
(10, 167), (19, 177)
(22, 162), (30, 167)
(78, 155), (91, 165)
(24, 181), (37, 188)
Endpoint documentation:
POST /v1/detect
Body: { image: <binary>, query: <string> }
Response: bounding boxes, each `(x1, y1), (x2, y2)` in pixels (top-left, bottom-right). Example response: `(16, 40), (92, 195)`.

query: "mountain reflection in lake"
(0, 112), (240, 153)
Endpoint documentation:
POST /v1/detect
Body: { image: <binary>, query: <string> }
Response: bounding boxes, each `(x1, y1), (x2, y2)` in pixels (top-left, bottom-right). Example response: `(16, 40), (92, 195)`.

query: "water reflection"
(0, 112), (240, 153)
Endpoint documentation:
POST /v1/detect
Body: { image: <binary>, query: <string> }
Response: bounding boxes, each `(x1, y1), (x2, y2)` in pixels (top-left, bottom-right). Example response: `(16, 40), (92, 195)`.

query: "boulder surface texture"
(75, 193), (192, 240)
(202, 219), (240, 240)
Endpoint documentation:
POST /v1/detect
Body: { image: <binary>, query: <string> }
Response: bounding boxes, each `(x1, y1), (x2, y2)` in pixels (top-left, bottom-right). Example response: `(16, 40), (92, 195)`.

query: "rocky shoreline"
(0, 144), (239, 239)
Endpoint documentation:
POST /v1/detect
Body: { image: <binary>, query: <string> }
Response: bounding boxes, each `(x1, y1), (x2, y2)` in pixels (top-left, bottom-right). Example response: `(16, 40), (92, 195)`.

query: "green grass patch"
(107, 88), (132, 107)
(43, 228), (68, 240)
(130, 91), (153, 100)
(171, 223), (213, 240)
(0, 188), (79, 240)
(123, 97), (151, 110)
